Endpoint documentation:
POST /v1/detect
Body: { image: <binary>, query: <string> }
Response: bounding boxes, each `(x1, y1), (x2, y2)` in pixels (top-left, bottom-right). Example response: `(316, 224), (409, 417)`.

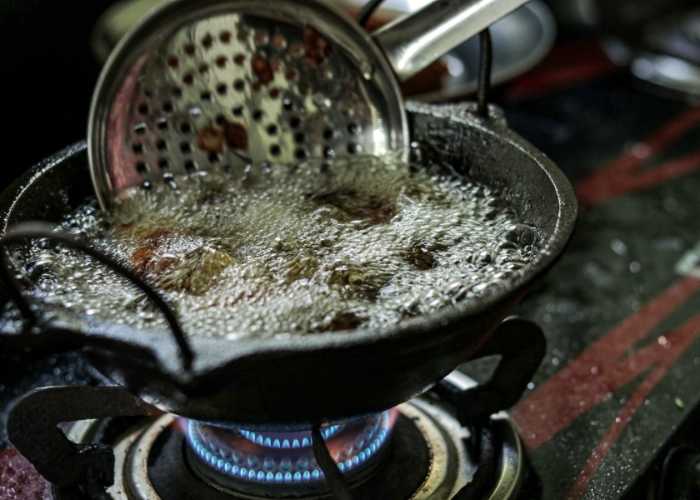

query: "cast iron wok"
(0, 101), (577, 428)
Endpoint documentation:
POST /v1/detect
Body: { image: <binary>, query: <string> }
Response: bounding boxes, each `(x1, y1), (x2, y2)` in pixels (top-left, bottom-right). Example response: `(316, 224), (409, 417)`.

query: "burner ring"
(185, 412), (392, 487)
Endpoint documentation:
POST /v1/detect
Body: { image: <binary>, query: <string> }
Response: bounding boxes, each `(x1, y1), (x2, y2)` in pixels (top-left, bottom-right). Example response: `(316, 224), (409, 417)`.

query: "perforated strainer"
(88, 0), (529, 209)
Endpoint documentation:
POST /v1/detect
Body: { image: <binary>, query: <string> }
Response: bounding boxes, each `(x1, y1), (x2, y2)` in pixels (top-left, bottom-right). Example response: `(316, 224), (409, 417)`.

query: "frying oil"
(22, 157), (538, 340)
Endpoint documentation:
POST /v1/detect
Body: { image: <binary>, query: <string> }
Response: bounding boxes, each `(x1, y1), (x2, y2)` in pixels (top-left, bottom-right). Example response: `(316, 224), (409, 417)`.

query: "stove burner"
(185, 411), (394, 486)
(55, 372), (523, 500)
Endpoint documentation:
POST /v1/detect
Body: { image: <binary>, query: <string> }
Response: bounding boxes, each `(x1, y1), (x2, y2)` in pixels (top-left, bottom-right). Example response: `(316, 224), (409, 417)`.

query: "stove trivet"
(55, 372), (523, 500)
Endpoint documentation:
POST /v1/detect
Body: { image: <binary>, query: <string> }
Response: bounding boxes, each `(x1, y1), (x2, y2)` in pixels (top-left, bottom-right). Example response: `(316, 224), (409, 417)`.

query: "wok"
(0, 101), (577, 428)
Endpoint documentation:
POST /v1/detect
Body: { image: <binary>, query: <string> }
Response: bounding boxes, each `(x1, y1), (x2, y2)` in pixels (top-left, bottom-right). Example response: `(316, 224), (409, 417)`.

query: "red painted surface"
(511, 277), (700, 498)
(575, 106), (700, 209)
(0, 448), (50, 500)
(567, 312), (700, 499)
(504, 41), (618, 101)
(511, 276), (700, 450)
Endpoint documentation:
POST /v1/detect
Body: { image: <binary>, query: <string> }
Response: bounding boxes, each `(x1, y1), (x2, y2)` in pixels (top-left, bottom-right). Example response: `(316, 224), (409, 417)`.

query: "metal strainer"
(88, 0), (529, 209)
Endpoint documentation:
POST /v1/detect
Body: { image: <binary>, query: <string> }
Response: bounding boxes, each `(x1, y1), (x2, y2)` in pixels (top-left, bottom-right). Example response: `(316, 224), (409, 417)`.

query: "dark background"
(0, 0), (118, 188)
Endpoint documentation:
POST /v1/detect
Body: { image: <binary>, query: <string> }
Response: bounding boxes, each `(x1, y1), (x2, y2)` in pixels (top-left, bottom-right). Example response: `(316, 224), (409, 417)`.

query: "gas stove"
(50, 371), (522, 500)
(4, 2), (700, 500)
(1, 361), (524, 500)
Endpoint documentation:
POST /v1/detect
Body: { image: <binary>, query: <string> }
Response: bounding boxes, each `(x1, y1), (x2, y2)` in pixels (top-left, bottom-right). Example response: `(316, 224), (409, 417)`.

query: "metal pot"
(0, 101), (577, 429)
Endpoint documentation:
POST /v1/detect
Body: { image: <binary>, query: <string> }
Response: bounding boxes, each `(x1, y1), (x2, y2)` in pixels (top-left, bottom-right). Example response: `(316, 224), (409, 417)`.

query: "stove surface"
(492, 39), (700, 499)
(3, 10), (700, 500)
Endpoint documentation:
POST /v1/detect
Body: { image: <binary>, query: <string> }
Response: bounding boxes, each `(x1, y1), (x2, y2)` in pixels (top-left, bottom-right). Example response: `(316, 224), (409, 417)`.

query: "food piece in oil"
(21, 156), (539, 340)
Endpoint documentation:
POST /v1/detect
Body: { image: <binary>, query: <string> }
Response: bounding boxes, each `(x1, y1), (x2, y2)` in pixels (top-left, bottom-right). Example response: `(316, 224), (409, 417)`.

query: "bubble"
(21, 157), (538, 340)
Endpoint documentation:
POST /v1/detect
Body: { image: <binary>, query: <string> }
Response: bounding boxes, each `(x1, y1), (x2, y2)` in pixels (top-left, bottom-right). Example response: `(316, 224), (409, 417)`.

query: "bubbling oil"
(22, 157), (538, 340)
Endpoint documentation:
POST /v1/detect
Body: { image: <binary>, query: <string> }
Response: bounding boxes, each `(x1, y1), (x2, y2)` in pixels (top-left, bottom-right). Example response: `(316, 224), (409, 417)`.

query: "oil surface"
(22, 157), (538, 340)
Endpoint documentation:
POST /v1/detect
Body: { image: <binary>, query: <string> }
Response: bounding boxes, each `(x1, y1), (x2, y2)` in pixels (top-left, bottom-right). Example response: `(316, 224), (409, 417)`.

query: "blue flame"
(237, 425), (341, 448)
(187, 412), (391, 484)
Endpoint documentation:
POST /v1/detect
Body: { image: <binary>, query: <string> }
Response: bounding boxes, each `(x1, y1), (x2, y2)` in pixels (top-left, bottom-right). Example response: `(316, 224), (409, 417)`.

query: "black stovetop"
(3, 2), (700, 499)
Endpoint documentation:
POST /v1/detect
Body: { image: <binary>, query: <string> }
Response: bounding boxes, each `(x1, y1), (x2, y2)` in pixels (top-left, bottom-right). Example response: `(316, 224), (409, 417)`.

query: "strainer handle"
(371, 0), (529, 81)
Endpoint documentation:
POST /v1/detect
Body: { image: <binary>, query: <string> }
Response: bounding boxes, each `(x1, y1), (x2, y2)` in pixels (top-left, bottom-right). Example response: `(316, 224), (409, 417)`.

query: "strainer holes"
(157, 118), (168, 130)
(347, 143), (362, 154)
(184, 44), (196, 56)
(232, 105), (244, 117)
(298, 83), (310, 95)
(208, 152), (221, 164)
(270, 144), (281, 156)
(184, 160), (197, 172)
(234, 54), (245, 66)
(189, 106), (202, 117)
(252, 82), (262, 92)
(180, 142), (192, 154)
(134, 123), (146, 134)
(142, 181), (152, 191)
(269, 88), (280, 99)
(201, 92), (212, 103)
(144, 89), (155, 98)
(273, 35), (287, 49)
(323, 128), (333, 140)
(172, 88), (182, 99)
(216, 83), (227, 95)
(290, 117), (301, 128)
(199, 64), (209, 74)
(216, 114), (226, 125)
(137, 103), (149, 115)
(234, 79), (245, 91)
(320, 162), (330, 173)
(252, 110), (264, 121)
(294, 132), (305, 144)
(135, 162), (148, 174)
(220, 31), (231, 43)
(168, 57), (179, 69)
(323, 147), (335, 158)
(283, 99), (293, 111)
(202, 34), (214, 48)
(158, 158), (169, 169)
(132, 143), (143, 154)
(156, 139), (167, 151)
(267, 124), (278, 136)
(163, 102), (173, 113)
(254, 30), (269, 45)
(291, 43), (303, 55)
(223, 165), (233, 175)
(180, 123), (192, 133)
(347, 123), (359, 134)
(216, 56), (227, 68)
(295, 148), (307, 160)
(183, 73), (194, 85)
(285, 69), (297, 81)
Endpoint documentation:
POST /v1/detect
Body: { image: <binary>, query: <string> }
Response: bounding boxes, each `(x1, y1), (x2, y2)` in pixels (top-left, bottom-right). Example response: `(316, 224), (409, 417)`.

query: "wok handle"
(371, 0), (528, 81)
(7, 386), (156, 491)
(434, 316), (546, 426)
(0, 221), (194, 370)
